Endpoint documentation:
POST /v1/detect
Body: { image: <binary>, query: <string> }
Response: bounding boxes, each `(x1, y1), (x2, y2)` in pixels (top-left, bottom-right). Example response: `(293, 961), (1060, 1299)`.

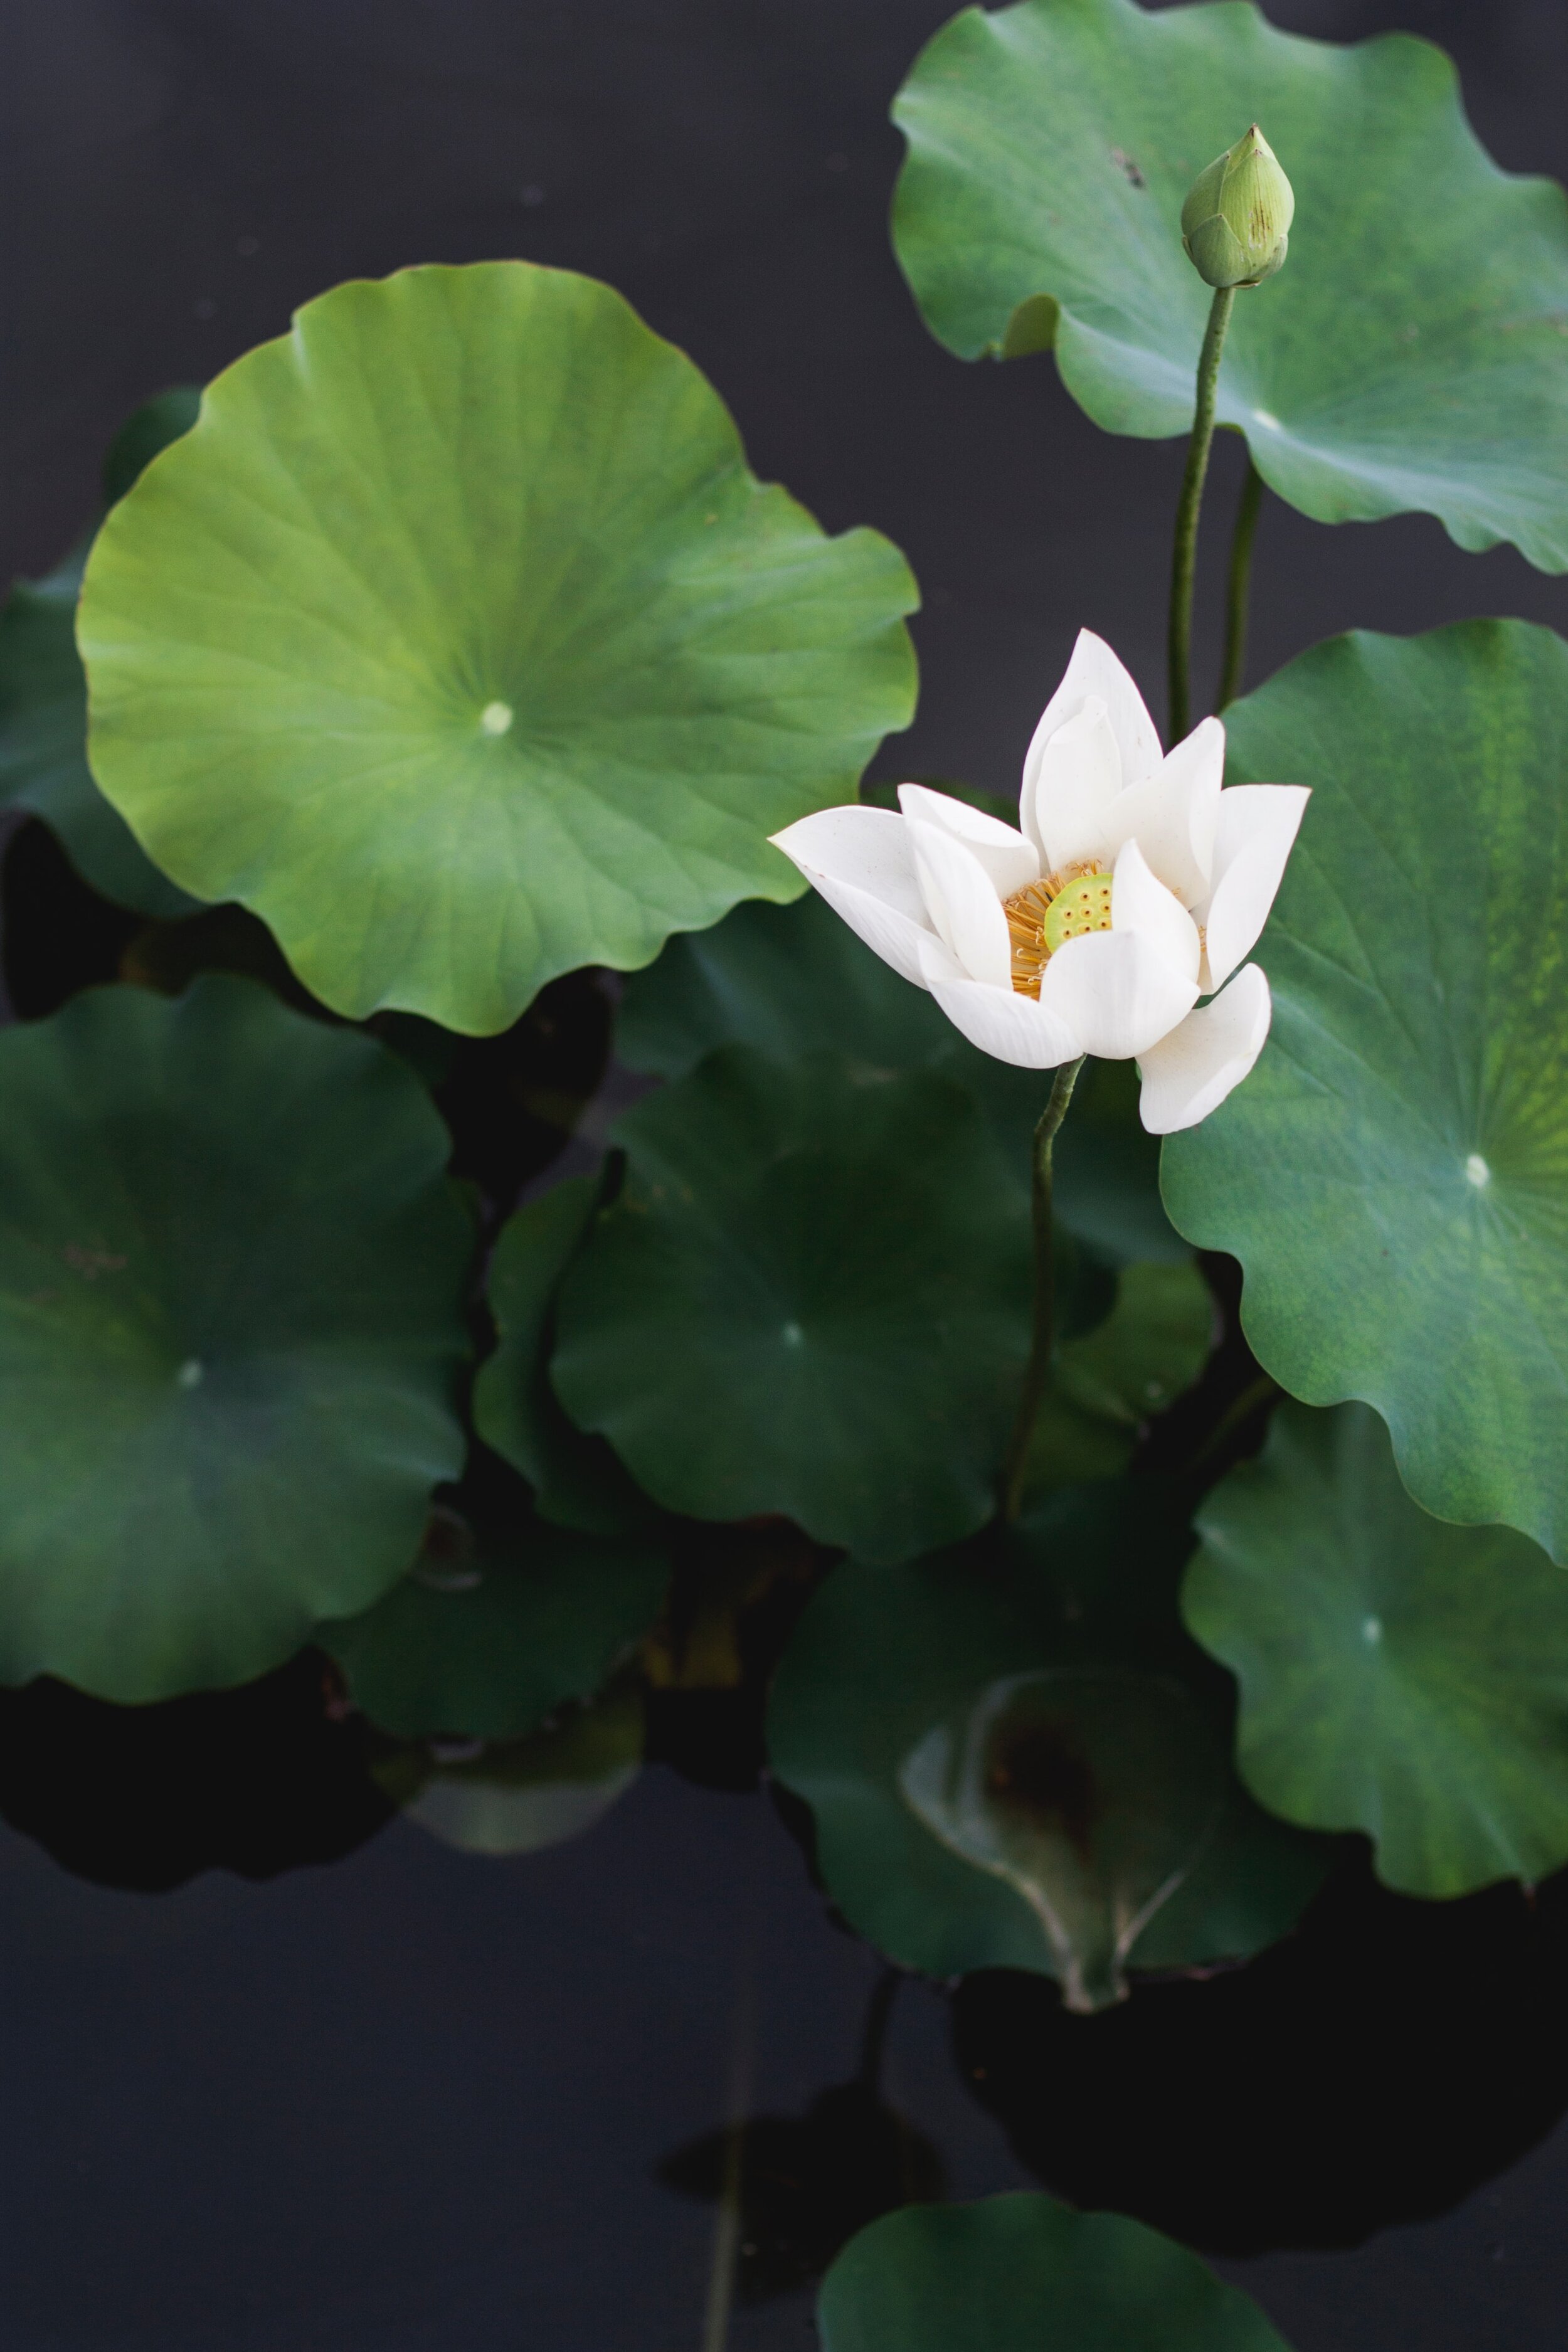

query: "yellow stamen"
(1003, 863), (1113, 999)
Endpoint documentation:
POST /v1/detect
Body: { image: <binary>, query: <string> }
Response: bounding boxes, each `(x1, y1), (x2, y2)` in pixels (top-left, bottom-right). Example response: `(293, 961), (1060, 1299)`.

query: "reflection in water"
(898, 1668), (1227, 2012)
(0, 1651), (391, 1891)
(0, 1630), (1564, 2306)
(660, 1970), (943, 2303)
(954, 1850), (1568, 2252)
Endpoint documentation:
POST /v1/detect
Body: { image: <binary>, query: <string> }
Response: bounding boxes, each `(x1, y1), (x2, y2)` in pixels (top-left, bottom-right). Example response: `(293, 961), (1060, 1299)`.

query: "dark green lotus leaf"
(474, 1173), (660, 1534)
(1187, 1400), (1568, 1897)
(0, 974), (472, 1701)
(552, 1047), (1036, 1562)
(1025, 1259), (1214, 1495)
(1162, 622), (1568, 1560)
(618, 892), (1184, 1265)
(767, 1485), (1333, 2008)
(381, 1683), (644, 1857)
(319, 1495), (667, 1740)
(892, 0), (1568, 566)
(818, 2194), (1291, 2352)
(0, 390), (203, 918)
(100, 386), (204, 507)
(78, 262), (918, 1032)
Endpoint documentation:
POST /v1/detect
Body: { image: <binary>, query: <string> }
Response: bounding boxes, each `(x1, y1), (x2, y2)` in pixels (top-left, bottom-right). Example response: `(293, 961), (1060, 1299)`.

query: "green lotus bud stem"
(1181, 125), (1295, 290)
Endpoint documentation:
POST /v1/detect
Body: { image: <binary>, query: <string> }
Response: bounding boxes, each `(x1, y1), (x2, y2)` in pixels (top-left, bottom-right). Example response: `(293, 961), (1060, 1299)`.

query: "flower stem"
(1001, 1054), (1086, 1524)
(1216, 456), (1264, 713)
(1166, 283), (1236, 746)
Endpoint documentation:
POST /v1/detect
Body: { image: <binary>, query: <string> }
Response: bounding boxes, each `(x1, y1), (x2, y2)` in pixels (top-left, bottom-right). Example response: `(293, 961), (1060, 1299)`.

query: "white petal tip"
(1137, 966), (1272, 1133)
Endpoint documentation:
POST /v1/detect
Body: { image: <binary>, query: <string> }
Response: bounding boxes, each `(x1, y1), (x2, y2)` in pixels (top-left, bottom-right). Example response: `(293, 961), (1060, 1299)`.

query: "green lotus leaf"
(618, 891), (1184, 1265)
(319, 1491), (667, 1740)
(891, 0), (1568, 566)
(1025, 1259), (1214, 1494)
(474, 1173), (660, 1534)
(78, 262), (919, 1031)
(551, 1047), (1034, 1562)
(0, 389), (203, 918)
(382, 1683), (644, 1858)
(818, 2195), (1291, 2352)
(1161, 621), (1568, 1559)
(767, 1485), (1333, 2009)
(0, 973), (472, 1701)
(1186, 1400), (1568, 1898)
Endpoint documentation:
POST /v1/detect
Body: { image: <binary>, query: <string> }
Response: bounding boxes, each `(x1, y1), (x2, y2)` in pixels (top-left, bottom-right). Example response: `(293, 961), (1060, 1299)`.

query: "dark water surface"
(1, 0), (1567, 2344)
(1, 1723), (1567, 2351)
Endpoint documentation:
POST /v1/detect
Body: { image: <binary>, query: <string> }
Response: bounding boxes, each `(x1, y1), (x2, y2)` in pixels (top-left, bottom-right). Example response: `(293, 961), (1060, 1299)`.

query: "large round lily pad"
(1162, 621), (1568, 1560)
(0, 974), (472, 1700)
(0, 389), (202, 918)
(551, 1046), (1032, 1562)
(818, 2193), (1290, 2352)
(892, 0), (1568, 566)
(319, 1486), (667, 1740)
(78, 262), (918, 1031)
(1186, 1400), (1568, 1897)
(619, 890), (1185, 1265)
(767, 1486), (1333, 2009)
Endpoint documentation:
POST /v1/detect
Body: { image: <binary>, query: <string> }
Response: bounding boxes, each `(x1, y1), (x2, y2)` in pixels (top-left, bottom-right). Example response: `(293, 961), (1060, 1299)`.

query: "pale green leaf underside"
(893, 0), (1568, 566)
(79, 263), (918, 1031)
(391, 1688), (644, 1858)
(0, 975), (471, 1702)
(768, 1491), (1331, 1996)
(1187, 1401), (1568, 1897)
(1162, 621), (1568, 1560)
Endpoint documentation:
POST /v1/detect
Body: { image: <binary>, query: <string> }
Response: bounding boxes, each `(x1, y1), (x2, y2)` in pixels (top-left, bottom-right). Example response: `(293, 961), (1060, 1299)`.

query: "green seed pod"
(1180, 124), (1295, 289)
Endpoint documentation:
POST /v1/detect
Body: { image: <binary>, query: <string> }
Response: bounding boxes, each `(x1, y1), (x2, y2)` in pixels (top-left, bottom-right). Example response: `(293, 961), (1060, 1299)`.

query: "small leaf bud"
(1180, 125), (1295, 289)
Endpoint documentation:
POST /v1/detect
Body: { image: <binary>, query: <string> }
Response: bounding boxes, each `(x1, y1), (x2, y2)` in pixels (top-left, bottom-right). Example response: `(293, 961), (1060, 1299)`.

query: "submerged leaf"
(1025, 1259), (1213, 1492)
(0, 388), (202, 917)
(319, 1484), (667, 1742)
(818, 2193), (1291, 2351)
(474, 1174), (659, 1534)
(386, 1683), (644, 1858)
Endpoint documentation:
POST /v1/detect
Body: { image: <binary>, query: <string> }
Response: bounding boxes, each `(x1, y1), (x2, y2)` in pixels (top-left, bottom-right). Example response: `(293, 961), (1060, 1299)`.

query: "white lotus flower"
(770, 631), (1308, 1135)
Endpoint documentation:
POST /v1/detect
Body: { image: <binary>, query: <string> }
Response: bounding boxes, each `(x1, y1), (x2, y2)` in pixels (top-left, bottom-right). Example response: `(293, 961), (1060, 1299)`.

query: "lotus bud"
(1180, 125), (1294, 290)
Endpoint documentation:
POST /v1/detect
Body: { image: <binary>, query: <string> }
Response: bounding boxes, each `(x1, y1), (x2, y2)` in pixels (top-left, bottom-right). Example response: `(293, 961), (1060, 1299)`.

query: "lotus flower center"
(1003, 866), (1113, 999)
